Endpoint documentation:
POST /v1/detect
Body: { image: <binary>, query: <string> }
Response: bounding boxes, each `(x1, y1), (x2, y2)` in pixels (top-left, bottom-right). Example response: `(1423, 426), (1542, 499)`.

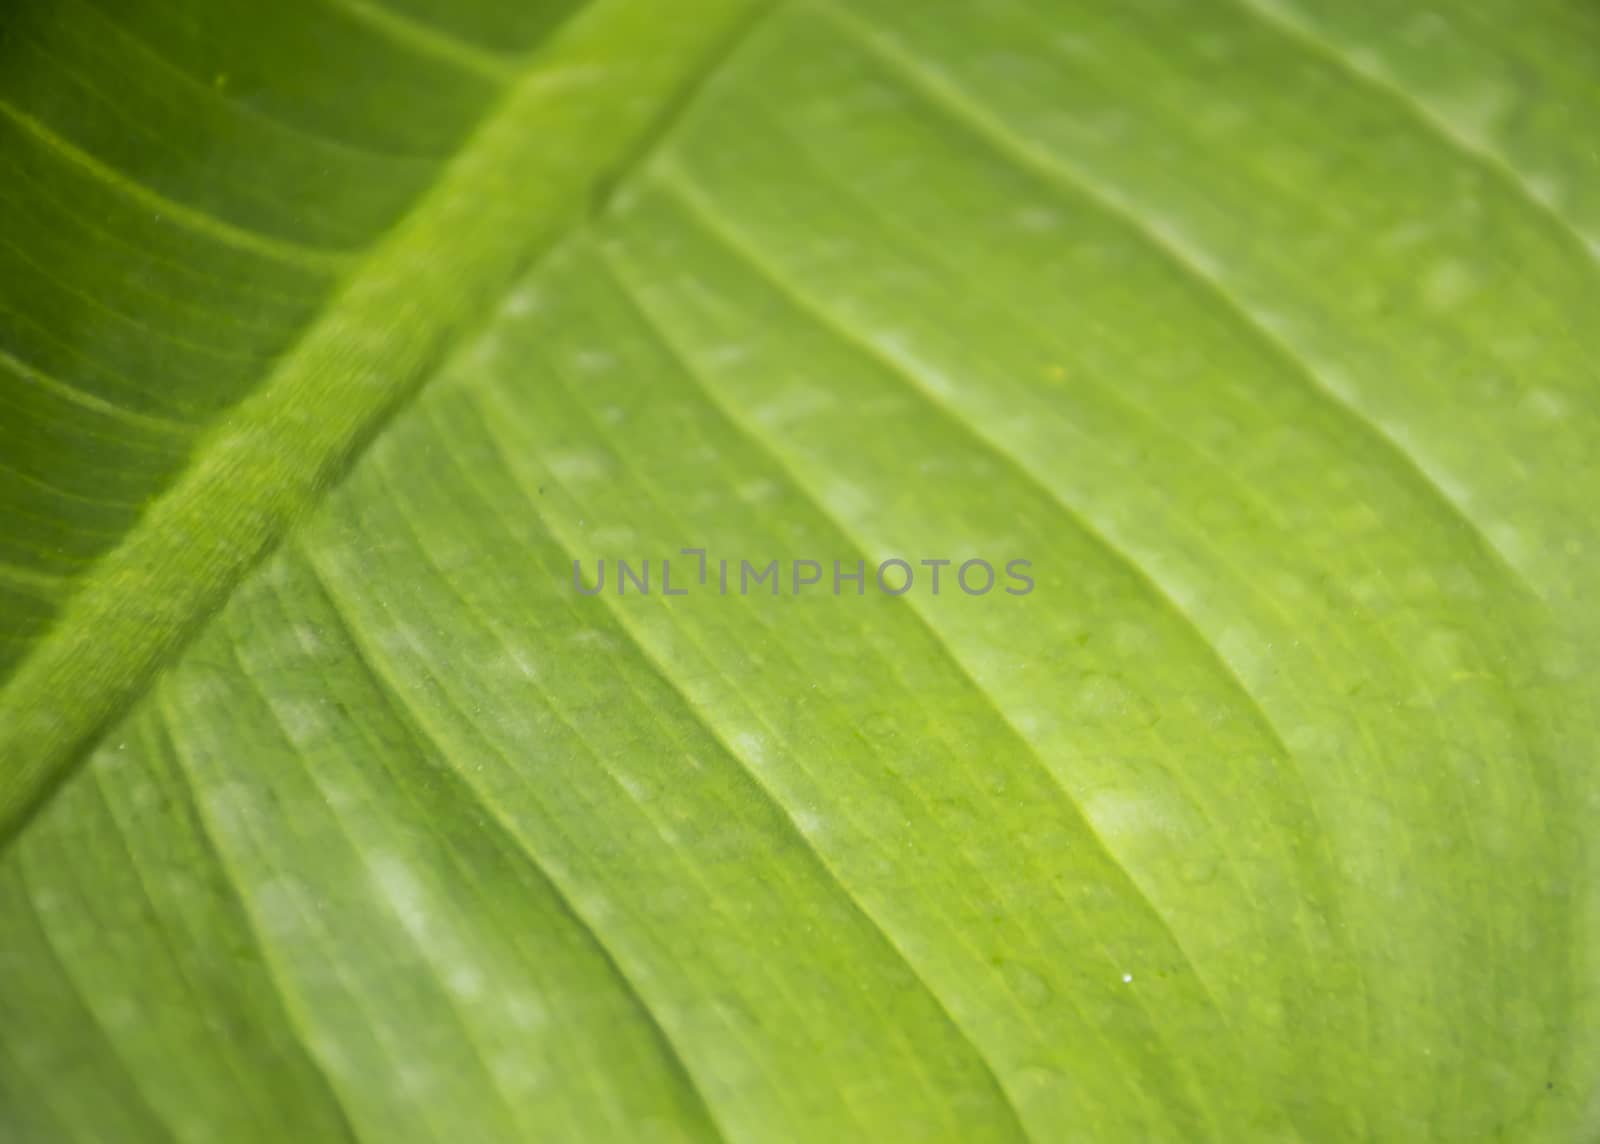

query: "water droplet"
(1179, 856), (1220, 886)
(1002, 961), (1054, 1009)
(1009, 1064), (1070, 1115)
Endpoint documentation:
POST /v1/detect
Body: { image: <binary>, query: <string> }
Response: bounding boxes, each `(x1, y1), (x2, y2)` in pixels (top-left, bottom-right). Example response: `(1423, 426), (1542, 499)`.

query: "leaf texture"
(1, 0), (1598, 1139)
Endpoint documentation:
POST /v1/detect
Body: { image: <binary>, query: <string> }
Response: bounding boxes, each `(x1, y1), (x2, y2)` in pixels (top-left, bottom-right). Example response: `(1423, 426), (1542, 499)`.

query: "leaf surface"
(2, 0), (1598, 1139)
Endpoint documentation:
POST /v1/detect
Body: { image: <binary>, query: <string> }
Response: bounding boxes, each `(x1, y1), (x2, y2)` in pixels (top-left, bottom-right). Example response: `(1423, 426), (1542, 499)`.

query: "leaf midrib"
(0, 0), (779, 846)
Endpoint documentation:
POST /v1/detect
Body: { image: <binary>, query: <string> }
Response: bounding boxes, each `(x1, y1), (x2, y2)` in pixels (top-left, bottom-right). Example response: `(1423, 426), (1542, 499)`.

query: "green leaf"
(2, 0), (1597, 1139)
